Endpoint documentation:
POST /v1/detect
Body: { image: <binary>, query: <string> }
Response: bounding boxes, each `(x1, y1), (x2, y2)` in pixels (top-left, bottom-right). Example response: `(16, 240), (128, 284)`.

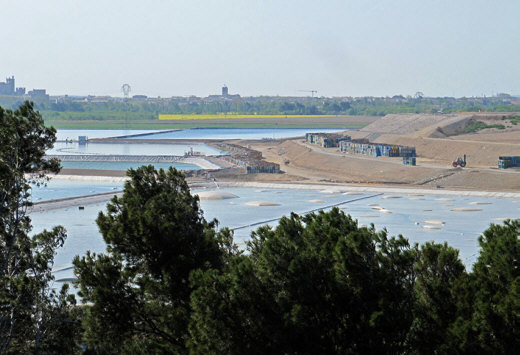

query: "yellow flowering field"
(158, 114), (337, 120)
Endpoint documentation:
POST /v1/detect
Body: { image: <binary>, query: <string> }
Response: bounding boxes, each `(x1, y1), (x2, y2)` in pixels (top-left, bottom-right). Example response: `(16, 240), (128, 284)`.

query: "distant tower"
(6, 76), (15, 95)
(121, 83), (131, 98)
(222, 85), (228, 96)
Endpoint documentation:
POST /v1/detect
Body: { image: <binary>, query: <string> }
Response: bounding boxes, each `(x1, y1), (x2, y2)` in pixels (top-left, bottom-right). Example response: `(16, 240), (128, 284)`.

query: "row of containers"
(498, 156), (520, 169)
(305, 133), (417, 163)
(305, 133), (351, 148)
(339, 141), (416, 158)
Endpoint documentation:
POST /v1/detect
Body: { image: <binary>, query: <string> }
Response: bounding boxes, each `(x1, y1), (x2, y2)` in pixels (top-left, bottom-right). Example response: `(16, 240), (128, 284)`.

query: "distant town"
(1, 75), (519, 106)
(0, 76), (49, 99)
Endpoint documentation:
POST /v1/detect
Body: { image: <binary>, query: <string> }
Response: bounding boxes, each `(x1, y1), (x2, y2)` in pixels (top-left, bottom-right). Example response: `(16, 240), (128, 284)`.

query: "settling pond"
(56, 128), (345, 141)
(29, 182), (520, 282)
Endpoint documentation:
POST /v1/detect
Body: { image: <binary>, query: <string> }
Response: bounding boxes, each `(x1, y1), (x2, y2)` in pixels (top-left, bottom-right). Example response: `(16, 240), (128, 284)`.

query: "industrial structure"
(402, 157), (417, 166)
(305, 132), (416, 159)
(218, 143), (280, 174)
(305, 133), (351, 148)
(498, 156), (520, 169)
(340, 140), (416, 158)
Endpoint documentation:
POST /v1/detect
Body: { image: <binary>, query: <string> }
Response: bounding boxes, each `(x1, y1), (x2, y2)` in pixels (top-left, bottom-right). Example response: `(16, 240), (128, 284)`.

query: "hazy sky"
(1, 0), (519, 97)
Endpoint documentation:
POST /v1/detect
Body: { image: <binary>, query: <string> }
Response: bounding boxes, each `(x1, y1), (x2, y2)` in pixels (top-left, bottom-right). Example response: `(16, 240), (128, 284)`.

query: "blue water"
(56, 129), (165, 140)
(197, 189), (520, 267)
(60, 161), (200, 171)
(30, 179), (123, 202)
(28, 184), (520, 283)
(125, 128), (346, 140)
(56, 128), (347, 142)
(47, 141), (224, 156)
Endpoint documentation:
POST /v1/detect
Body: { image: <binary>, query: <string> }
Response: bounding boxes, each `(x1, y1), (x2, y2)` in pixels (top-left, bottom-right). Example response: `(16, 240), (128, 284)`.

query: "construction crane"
(298, 90), (318, 98)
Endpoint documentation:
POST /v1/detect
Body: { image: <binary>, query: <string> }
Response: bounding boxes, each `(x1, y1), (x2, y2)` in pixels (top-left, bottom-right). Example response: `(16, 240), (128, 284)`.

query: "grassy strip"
(46, 120), (366, 130)
(463, 121), (505, 133)
(510, 116), (520, 125)
(159, 114), (341, 120)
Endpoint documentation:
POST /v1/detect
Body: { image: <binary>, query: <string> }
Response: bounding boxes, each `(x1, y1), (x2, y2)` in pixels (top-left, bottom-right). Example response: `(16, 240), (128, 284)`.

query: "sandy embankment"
(243, 112), (520, 192)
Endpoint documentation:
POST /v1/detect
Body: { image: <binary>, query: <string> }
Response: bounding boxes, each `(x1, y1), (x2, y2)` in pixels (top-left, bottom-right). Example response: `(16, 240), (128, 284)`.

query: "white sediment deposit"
(309, 199), (325, 203)
(422, 225), (442, 230)
(245, 201), (280, 207)
(451, 207), (483, 212)
(196, 190), (239, 200)
(409, 197), (425, 200)
(382, 195), (402, 199)
(372, 206), (392, 213)
(218, 182), (520, 199)
(435, 198), (455, 202)
(470, 201), (492, 205)
(320, 189), (338, 194)
(424, 220), (445, 225)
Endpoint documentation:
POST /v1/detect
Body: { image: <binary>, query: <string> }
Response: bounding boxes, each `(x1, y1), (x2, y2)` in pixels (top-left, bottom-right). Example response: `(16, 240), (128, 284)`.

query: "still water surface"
(29, 183), (520, 282)
(56, 128), (345, 141)
(59, 161), (200, 171)
(48, 141), (223, 156)
(127, 128), (345, 140)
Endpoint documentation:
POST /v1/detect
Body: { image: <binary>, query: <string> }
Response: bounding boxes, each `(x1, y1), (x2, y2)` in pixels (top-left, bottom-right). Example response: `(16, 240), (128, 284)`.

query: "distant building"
(0, 76), (29, 96)
(0, 76), (15, 95)
(28, 89), (49, 100)
(205, 85), (240, 102)
(132, 95), (148, 100)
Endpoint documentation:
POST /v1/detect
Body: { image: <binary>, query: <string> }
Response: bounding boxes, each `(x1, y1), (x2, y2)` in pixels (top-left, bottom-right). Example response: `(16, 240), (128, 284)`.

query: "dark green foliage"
(189, 211), (520, 354)
(69, 164), (520, 353)
(463, 121), (506, 133)
(0, 102), (79, 353)
(510, 115), (520, 125)
(407, 242), (465, 353)
(74, 166), (227, 353)
(189, 209), (418, 354)
(464, 220), (520, 353)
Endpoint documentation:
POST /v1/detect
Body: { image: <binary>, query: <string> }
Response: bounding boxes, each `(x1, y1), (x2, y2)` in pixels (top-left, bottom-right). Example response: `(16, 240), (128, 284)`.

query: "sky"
(1, 0), (519, 98)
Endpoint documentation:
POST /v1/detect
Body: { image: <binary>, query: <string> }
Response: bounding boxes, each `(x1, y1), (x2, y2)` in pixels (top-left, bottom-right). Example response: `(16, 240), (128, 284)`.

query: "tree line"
(1, 102), (520, 353)
(2, 96), (520, 124)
